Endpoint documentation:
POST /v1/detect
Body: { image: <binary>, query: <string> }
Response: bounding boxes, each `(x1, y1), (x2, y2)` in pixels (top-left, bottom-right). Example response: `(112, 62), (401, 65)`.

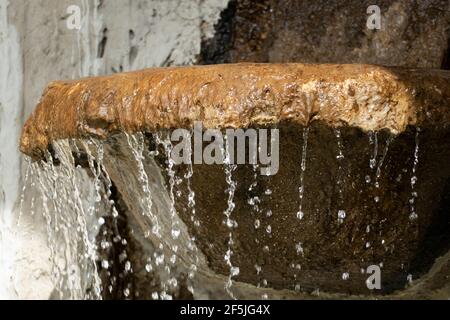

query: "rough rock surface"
(199, 0), (450, 69)
(20, 63), (450, 158)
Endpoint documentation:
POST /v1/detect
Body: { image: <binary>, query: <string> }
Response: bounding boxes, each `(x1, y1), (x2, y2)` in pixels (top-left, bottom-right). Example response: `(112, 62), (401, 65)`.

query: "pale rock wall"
(0, 0), (23, 300)
(0, 0), (228, 299)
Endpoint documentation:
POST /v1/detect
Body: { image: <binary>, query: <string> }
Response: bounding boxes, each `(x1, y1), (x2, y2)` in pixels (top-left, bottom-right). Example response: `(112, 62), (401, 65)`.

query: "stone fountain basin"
(20, 64), (450, 297)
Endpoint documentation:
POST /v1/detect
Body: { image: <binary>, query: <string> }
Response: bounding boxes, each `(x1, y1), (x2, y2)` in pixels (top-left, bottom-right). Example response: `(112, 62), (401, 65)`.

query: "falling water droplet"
(230, 266), (240, 277)
(295, 242), (304, 256)
(168, 277), (178, 288)
(335, 128), (345, 160)
(100, 240), (110, 249)
(171, 229), (180, 239)
(407, 274), (413, 284)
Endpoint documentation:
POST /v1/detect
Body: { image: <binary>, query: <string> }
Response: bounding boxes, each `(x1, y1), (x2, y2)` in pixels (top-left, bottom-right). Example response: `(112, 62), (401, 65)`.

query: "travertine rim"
(20, 63), (450, 159)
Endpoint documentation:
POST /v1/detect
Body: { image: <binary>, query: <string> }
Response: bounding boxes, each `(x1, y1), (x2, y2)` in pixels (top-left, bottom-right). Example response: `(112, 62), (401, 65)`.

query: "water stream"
(409, 128), (420, 221)
(19, 124), (428, 299)
(296, 127), (309, 220)
(335, 128), (346, 224)
(222, 135), (239, 299)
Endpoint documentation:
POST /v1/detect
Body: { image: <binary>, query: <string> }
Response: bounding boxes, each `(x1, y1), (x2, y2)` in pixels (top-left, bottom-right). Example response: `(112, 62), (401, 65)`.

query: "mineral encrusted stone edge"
(20, 63), (450, 159)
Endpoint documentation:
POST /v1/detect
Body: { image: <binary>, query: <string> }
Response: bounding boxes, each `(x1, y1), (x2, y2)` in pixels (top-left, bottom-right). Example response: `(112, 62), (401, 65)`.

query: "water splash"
(57, 141), (103, 299)
(34, 142), (103, 299)
(33, 157), (61, 297)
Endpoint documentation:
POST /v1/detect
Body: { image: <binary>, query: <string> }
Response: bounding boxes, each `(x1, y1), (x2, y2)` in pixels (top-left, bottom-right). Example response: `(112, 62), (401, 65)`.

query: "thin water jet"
(18, 64), (450, 299)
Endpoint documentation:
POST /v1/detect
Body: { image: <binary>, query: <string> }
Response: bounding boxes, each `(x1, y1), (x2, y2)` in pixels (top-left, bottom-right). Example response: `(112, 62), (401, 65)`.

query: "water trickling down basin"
(18, 64), (450, 299)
